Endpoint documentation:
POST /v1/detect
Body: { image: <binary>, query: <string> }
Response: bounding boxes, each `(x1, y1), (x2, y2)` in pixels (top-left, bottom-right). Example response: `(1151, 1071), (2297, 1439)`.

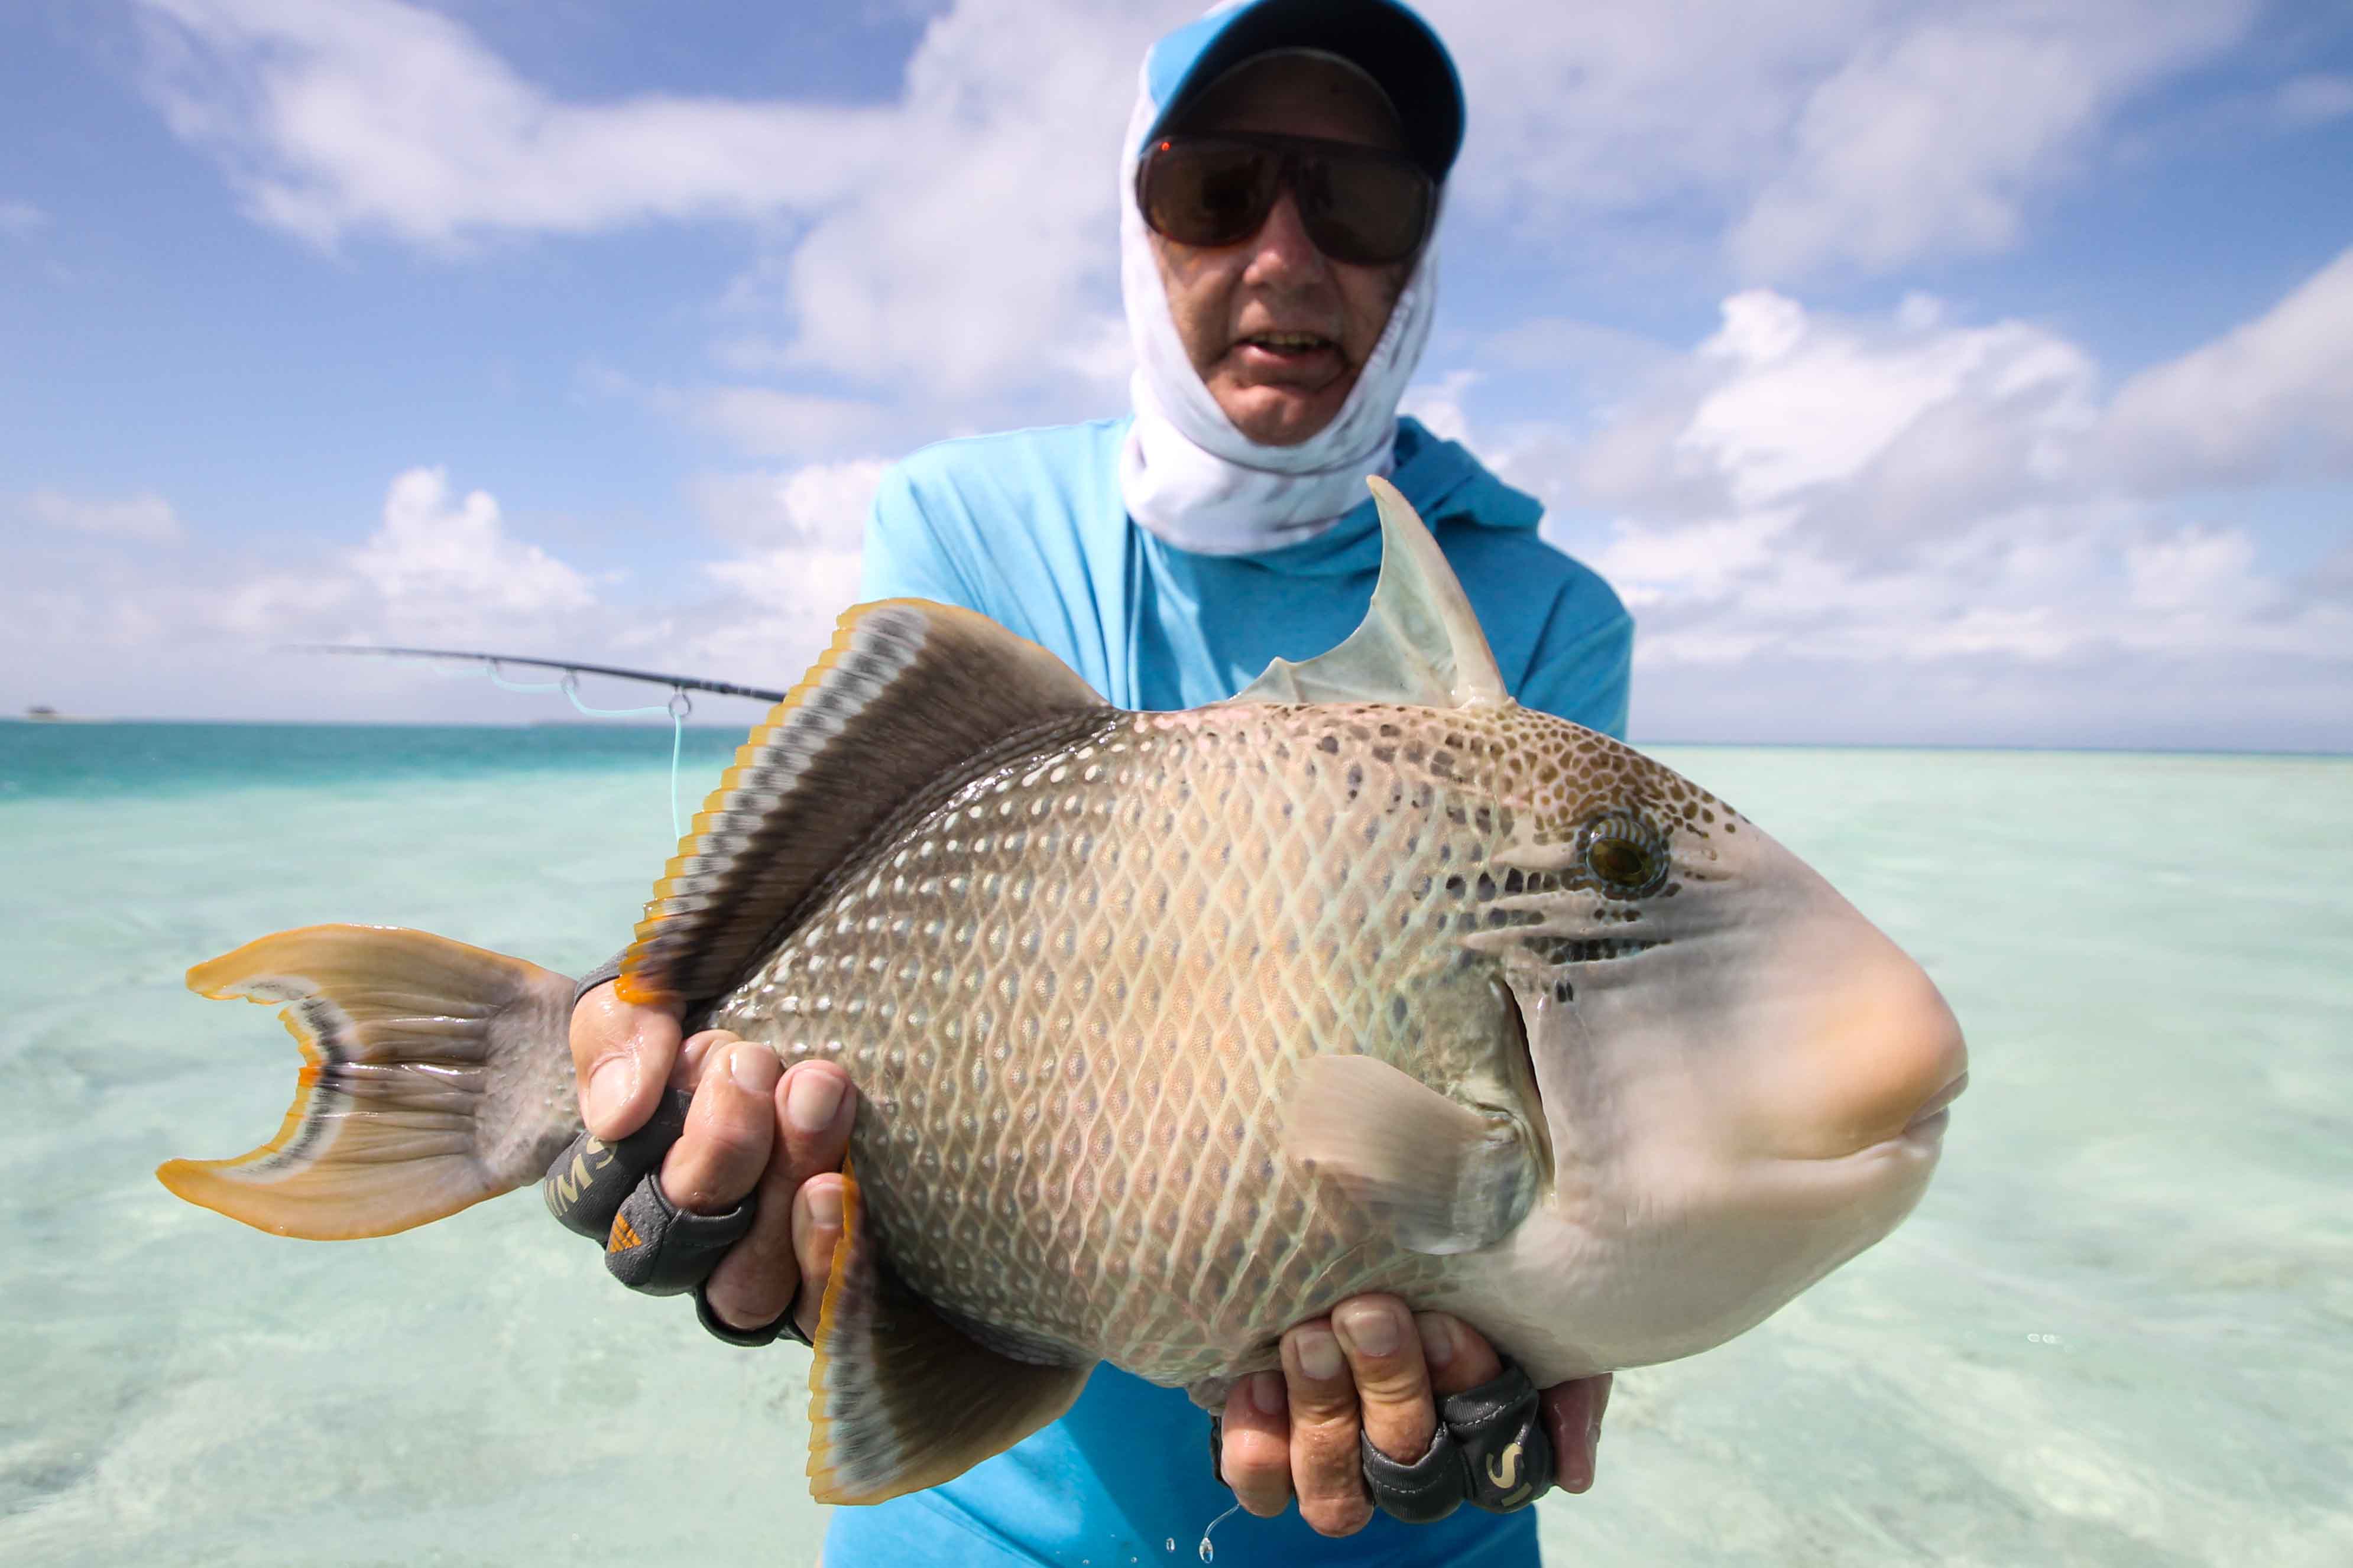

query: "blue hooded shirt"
(828, 414), (1629, 1567)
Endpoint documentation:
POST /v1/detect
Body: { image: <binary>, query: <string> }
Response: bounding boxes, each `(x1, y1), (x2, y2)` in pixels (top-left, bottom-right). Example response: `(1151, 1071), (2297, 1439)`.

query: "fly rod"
(289, 644), (787, 704)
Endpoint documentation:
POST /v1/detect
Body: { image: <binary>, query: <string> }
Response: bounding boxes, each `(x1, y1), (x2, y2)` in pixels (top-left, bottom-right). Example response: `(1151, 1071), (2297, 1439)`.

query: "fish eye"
(1580, 811), (1669, 897)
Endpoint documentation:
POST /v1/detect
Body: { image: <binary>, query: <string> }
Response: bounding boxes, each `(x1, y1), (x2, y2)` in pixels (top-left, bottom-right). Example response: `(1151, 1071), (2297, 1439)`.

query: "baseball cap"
(1140, 0), (1466, 180)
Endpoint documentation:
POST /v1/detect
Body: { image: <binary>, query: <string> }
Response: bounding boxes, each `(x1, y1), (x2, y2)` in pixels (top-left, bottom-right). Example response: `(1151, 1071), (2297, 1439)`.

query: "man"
(567, 2), (1631, 1562)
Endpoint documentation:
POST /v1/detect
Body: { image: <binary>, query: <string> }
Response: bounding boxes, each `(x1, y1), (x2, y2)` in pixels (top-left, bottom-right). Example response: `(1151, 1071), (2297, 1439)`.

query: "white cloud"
(134, 0), (1165, 411)
(0, 466), (620, 721)
(670, 457), (893, 681)
(131, 0), (2276, 447)
(684, 387), (898, 461)
(683, 543), (869, 680)
(348, 467), (596, 634)
(760, 0), (1166, 402)
(22, 488), (185, 543)
(74, 0), (2347, 746)
(1575, 285), (2101, 540)
(132, 0), (890, 249)
(2274, 73), (2353, 129)
(1425, 0), (2258, 280)
(1515, 254), (2353, 747)
(1729, 1), (2255, 276)
(0, 199), (47, 239)
(688, 458), (889, 548)
(1401, 370), (1480, 445)
(2100, 245), (2353, 491)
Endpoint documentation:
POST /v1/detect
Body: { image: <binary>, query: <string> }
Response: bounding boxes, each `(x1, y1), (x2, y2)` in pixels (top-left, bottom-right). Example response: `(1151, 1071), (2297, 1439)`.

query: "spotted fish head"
(1231, 476), (1966, 1378)
(1461, 718), (1969, 1375)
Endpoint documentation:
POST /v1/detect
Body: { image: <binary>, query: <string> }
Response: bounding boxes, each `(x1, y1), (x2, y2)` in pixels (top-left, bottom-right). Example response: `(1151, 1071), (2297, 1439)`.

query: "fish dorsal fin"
(620, 601), (1107, 1007)
(1226, 476), (1509, 710)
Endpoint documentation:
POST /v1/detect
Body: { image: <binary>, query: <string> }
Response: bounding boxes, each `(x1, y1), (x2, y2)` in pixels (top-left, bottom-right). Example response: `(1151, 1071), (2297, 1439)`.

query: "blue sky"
(3, 0), (2348, 749)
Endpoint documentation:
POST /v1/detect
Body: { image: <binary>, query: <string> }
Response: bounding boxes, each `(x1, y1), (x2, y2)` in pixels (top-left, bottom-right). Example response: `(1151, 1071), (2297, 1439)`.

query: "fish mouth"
(1898, 1071), (1968, 1144)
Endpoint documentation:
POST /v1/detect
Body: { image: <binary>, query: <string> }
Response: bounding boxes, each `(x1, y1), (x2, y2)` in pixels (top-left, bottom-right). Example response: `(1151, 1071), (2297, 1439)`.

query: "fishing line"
(294, 642), (777, 845)
(415, 657), (693, 842)
(1195, 1502), (1243, 1563)
(479, 661), (692, 841)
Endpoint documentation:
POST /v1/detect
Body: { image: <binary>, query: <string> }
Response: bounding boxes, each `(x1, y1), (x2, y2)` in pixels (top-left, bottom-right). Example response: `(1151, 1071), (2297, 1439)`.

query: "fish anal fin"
(1282, 1054), (1541, 1256)
(806, 1162), (1093, 1505)
(623, 600), (1107, 1008)
(1227, 477), (1509, 711)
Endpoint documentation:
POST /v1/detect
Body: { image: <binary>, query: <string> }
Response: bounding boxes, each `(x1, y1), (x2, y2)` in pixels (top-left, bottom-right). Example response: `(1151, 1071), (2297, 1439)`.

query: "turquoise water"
(2, 723), (2347, 1566)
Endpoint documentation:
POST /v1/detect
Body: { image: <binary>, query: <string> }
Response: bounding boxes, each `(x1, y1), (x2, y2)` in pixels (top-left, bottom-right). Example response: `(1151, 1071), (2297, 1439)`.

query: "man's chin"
(1216, 381), (1354, 446)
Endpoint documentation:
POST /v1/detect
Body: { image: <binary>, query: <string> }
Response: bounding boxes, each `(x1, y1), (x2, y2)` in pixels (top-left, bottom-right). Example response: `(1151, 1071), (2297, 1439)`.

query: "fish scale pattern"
(713, 702), (1554, 1389)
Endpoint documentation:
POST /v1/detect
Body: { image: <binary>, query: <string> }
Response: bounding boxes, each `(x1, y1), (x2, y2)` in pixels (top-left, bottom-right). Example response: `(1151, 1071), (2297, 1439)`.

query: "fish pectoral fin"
(1224, 477), (1510, 712)
(1282, 1054), (1540, 1256)
(806, 1160), (1093, 1506)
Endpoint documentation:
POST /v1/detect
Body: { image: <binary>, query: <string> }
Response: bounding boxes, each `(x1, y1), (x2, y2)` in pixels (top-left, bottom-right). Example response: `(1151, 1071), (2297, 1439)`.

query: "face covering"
(1116, 82), (1441, 556)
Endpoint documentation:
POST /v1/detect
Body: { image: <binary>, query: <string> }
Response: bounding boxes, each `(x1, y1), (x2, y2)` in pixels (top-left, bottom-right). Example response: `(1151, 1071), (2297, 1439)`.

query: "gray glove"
(543, 1073), (803, 1348)
(1205, 1359), (1554, 1524)
(1358, 1361), (1555, 1521)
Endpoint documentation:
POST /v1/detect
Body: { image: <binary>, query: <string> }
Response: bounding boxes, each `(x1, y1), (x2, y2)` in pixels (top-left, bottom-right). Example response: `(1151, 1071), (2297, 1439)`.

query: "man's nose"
(1242, 190), (1328, 285)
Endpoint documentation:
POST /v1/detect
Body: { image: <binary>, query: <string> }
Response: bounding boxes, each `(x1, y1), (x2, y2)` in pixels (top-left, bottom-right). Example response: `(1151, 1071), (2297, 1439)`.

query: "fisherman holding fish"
(163, 0), (1969, 1555)
(569, 4), (1623, 1560)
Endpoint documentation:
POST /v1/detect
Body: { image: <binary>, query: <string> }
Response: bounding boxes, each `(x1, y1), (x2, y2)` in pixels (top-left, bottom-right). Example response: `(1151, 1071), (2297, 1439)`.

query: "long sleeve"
(1515, 578), (1634, 740)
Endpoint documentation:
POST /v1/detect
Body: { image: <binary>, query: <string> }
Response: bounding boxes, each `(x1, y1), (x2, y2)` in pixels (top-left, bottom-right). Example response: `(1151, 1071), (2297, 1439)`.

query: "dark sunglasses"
(1136, 132), (1435, 268)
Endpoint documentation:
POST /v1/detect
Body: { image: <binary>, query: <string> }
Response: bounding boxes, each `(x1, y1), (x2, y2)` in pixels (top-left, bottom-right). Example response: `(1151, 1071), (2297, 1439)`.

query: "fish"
(159, 478), (1968, 1505)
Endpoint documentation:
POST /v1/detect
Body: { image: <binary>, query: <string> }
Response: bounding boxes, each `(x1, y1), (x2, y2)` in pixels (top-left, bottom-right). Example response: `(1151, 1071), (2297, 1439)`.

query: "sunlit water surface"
(2, 725), (2346, 1566)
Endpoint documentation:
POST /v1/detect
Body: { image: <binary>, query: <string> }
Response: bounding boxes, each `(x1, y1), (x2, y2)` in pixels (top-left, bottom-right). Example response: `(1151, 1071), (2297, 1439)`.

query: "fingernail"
(1334, 1301), (1399, 1359)
(727, 1043), (777, 1094)
(786, 1066), (845, 1133)
(669, 1033), (711, 1087)
(1415, 1313), (1457, 1370)
(806, 1182), (843, 1228)
(1250, 1371), (1285, 1416)
(1558, 1413), (1600, 1494)
(1295, 1326), (1343, 1382)
(584, 1056), (637, 1131)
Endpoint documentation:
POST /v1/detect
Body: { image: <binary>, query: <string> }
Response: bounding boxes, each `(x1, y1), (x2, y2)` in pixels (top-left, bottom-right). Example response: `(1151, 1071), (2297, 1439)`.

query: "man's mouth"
(1237, 330), (1336, 360)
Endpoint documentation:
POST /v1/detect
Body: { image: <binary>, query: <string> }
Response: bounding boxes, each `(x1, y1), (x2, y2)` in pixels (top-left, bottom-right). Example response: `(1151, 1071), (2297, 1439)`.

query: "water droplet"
(1198, 1502), (1242, 1562)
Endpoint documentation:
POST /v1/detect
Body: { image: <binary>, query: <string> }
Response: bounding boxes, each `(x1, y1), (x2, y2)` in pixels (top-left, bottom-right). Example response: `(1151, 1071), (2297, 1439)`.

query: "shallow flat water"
(2, 725), (2346, 1566)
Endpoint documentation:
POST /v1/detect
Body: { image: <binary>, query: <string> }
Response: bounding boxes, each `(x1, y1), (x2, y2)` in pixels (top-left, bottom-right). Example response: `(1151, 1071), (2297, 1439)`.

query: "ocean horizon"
(3, 722), (2346, 1564)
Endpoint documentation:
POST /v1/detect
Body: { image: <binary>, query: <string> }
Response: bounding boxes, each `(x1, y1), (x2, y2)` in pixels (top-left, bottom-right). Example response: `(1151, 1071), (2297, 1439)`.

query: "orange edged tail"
(160, 924), (582, 1239)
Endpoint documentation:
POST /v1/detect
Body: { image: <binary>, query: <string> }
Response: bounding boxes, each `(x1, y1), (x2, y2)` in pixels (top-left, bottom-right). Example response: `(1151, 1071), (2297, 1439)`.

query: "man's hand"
(569, 987), (854, 1338)
(1216, 1296), (1611, 1535)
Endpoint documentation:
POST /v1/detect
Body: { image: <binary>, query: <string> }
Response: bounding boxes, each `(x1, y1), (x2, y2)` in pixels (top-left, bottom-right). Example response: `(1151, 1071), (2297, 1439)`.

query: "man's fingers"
(691, 1057), (853, 1334)
(1333, 1296), (1437, 1466)
(1542, 1372), (1613, 1495)
(569, 984), (682, 1141)
(776, 1061), (856, 1339)
(666, 1029), (736, 1091)
(657, 1041), (779, 1215)
(1218, 1374), (1293, 1518)
(697, 1140), (793, 1332)
(1282, 1318), (1374, 1538)
(789, 1174), (847, 1340)
(778, 1060), (855, 1180)
(1413, 1311), (1505, 1398)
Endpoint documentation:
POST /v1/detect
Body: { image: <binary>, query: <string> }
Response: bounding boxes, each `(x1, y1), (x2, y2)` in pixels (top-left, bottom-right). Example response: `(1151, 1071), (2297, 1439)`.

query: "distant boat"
(26, 705), (61, 722)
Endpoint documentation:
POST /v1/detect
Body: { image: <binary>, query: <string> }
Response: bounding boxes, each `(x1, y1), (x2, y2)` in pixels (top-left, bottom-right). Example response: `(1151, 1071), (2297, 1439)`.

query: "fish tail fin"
(158, 924), (583, 1239)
